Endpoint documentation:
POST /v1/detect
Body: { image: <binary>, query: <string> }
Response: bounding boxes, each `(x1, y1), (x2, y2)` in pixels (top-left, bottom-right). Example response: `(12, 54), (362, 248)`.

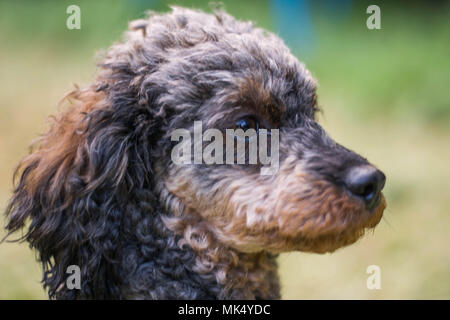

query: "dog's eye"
(234, 116), (259, 132)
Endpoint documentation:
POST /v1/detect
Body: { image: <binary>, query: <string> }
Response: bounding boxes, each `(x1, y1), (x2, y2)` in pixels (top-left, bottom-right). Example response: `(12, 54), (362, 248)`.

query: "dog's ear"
(4, 86), (155, 299)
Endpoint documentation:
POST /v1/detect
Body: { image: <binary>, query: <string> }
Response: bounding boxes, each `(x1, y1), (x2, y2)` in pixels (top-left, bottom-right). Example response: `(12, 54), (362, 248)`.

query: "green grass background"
(0, 0), (449, 299)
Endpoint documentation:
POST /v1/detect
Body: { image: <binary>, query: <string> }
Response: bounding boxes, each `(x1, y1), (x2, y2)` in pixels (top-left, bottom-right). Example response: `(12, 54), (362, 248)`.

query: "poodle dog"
(4, 7), (386, 299)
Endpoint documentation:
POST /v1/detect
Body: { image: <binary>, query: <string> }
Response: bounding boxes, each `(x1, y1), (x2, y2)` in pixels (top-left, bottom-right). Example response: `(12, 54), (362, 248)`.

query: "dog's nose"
(344, 165), (386, 210)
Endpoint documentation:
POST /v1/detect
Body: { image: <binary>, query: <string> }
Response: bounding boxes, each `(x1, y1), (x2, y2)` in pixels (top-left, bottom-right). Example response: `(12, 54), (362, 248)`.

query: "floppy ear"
(4, 86), (155, 299)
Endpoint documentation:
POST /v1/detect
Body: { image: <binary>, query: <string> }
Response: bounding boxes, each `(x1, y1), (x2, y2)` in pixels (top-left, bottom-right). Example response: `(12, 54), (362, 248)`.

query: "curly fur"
(3, 7), (385, 299)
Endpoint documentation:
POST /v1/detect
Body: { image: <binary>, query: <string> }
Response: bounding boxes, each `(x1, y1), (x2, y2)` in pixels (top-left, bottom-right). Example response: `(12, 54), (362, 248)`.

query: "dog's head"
(4, 7), (385, 298)
(134, 8), (386, 253)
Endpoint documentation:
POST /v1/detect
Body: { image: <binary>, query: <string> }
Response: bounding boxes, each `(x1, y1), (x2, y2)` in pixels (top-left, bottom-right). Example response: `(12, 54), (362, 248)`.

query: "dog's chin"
(258, 194), (386, 254)
(290, 194), (386, 254)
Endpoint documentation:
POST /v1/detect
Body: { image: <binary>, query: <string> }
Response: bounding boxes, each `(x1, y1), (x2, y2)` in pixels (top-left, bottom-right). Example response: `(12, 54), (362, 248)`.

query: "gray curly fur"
(4, 6), (385, 300)
(4, 7), (295, 299)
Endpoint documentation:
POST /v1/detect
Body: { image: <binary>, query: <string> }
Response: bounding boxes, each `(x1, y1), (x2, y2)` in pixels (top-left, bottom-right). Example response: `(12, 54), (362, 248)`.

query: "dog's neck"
(120, 209), (280, 299)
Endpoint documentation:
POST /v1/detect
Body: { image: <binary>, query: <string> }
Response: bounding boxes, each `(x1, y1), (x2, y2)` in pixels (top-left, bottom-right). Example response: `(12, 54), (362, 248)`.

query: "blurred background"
(0, 0), (449, 299)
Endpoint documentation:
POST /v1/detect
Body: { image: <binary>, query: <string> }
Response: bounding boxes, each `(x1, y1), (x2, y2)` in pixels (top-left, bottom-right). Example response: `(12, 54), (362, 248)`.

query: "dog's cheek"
(160, 160), (309, 251)
(161, 165), (222, 216)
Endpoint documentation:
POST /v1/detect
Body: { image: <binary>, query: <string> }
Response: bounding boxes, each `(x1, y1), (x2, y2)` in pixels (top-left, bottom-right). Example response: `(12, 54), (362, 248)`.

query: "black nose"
(344, 165), (386, 210)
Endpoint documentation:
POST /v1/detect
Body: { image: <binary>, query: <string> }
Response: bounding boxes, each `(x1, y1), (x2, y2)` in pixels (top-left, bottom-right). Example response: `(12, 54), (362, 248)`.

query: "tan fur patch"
(17, 88), (107, 205)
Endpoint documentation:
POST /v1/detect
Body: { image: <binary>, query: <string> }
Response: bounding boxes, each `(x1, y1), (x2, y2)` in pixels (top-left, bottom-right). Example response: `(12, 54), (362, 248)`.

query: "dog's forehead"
(203, 33), (317, 120)
(165, 31), (318, 121)
(122, 9), (318, 121)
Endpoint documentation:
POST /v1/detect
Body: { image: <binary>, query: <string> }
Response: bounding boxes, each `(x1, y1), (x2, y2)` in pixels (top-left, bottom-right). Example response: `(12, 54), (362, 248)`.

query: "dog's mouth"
(285, 194), (386, 253)
(217, 191), (387, 254)
(364, 193), (386, 227)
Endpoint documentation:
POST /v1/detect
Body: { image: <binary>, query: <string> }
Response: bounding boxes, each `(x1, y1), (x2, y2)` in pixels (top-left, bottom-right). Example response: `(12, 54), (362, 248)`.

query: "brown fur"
(4, 7), (386, 299)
